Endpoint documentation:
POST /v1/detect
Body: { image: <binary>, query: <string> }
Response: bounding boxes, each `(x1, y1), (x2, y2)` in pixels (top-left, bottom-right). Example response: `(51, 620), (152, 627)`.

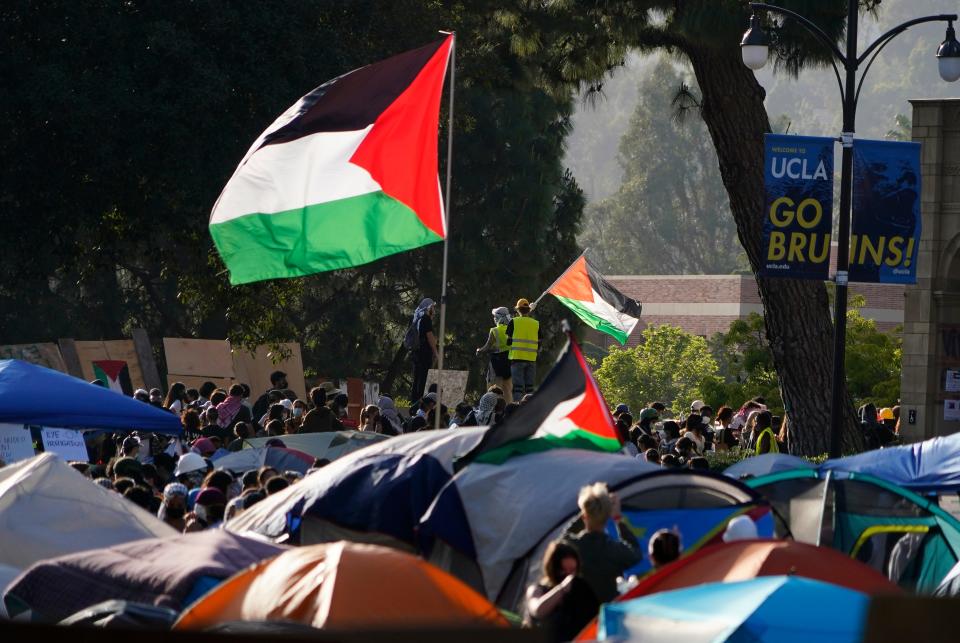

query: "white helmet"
(173, 452), (207, 477)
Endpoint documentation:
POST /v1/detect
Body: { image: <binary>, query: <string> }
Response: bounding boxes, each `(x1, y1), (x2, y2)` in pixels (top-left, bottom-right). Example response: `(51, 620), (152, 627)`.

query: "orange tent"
(175, 541), (507, 631)
(576, 539), (901, 640)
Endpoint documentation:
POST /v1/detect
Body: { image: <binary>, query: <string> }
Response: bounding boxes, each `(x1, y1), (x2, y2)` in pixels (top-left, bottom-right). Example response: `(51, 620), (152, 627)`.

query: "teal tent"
(748, 469), (960, 593)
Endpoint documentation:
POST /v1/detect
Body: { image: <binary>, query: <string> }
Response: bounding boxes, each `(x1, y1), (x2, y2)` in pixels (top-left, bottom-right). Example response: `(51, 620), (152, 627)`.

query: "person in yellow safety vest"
(506, 298), (540, 400)
(476, 306), (514, 403)
(752, 410), (780, 455)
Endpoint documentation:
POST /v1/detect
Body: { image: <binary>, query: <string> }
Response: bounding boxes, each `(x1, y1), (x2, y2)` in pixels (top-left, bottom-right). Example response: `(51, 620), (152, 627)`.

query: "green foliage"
(705, 449), (829, 474)
(594, 325), (718, 416)
(845, 306), (901, 408)
(705, 313), (784, 414)
(579, 58), (741, 275)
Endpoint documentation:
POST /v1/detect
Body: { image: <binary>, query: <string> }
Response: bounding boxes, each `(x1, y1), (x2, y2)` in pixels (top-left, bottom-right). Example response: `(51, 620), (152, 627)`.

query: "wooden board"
(0, 343), (67, 372)
(162, 338), (235, 379)
(232, 343), (307, 401)
(73, 340), (146, 390)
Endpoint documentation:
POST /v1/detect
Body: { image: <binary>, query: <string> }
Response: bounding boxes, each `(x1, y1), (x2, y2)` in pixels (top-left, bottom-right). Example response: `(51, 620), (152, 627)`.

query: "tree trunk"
(684, 47), (863, 455)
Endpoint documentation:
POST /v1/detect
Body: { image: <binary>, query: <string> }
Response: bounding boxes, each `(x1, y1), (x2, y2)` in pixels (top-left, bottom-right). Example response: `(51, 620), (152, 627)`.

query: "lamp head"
(938, 21), (960, 82)
(741, 14), (769, 71)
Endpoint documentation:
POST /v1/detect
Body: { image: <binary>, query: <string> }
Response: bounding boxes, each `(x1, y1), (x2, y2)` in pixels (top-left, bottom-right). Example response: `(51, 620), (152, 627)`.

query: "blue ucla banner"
(850, 139), (922, 284)
(761, 134), (835, 280)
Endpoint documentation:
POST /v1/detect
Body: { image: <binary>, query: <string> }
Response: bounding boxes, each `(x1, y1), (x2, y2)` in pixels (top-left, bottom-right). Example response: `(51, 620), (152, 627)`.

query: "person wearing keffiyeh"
(216, 384), (251, 430)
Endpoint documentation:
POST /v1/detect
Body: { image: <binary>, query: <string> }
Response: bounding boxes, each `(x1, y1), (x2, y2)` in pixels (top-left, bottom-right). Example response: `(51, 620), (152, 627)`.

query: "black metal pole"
(828, 0), (858, 459)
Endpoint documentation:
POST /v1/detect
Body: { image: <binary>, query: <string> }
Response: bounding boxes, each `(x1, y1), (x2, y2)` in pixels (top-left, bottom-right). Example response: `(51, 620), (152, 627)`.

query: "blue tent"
(0, 360), (181, 434)
(819, 432), (960, 492)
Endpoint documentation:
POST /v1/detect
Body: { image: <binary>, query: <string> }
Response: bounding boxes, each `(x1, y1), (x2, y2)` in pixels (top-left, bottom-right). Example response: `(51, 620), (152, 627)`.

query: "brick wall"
(586, 274), (905, 349)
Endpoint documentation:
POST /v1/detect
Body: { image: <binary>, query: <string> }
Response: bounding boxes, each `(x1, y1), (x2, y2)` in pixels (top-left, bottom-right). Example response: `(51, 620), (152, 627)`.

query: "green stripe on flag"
(474, 428), (622, 465)
(553, 295), (629, 345)
(210, 191), (442, 285)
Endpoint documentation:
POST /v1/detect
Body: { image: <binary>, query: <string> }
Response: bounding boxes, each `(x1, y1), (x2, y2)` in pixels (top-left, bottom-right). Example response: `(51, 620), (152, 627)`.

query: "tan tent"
(175, 542), (507, 631)
(0, 453), (175, 571)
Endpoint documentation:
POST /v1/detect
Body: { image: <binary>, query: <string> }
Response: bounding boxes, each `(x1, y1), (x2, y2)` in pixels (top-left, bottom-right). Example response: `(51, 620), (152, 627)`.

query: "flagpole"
(434, 31), (455, 431)
(530, 247), (589, 310)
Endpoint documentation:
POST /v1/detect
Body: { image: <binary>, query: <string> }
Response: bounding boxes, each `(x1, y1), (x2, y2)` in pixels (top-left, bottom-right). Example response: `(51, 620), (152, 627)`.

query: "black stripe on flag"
(457, 339), (585, 468)
(585, 256), (642, 317)
(261, 38), (447, 148)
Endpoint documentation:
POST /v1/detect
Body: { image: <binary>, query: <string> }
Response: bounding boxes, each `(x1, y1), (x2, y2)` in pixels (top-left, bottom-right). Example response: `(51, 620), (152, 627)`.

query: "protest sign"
(850, 139), (922, 284)
(41, 428), (89, 461)
(427, 369), (469, 406)
(761, 134), (835, 280)
(0, 423), (35, 463)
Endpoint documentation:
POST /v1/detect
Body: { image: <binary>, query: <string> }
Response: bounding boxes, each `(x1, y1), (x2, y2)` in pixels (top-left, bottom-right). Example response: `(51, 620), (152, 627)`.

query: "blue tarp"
(820, 432), (960, 492)
(599, 576), (868, 642)
(0, 359), (181, 434)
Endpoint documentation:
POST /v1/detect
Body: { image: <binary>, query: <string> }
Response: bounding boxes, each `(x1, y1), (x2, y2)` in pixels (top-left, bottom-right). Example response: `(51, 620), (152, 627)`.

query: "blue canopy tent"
(820, 433), (960, 493)
(0, 360), (181, 434)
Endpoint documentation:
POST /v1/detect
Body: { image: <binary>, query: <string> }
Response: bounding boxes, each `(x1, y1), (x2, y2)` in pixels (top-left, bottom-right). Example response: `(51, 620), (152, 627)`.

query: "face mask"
(293, 407), (304, 418)
(194, 504), (209, 523)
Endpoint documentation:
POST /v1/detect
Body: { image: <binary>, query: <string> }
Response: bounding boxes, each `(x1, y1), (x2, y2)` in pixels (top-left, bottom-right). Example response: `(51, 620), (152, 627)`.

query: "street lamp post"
(740, 2), (960, 458)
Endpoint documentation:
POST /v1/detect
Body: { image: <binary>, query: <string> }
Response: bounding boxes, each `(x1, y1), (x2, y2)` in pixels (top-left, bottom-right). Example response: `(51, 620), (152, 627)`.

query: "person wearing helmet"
(173, 452), (208, 491)
(506, 298), (540, 400)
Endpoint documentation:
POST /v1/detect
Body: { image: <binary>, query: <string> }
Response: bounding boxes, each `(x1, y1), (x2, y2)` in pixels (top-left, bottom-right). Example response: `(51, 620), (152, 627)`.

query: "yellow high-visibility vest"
(491, 324), (509, 353)
(755, 427), (780, 455)
(508, 317), (540, 362)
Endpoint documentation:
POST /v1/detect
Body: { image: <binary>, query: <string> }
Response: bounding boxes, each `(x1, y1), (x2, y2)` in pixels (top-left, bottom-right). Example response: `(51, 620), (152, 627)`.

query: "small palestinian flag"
(548, 255), (642, 345)
(210, 36), (453, 285)
(465, 334), (622, 465)
(92, 360), (133, 396)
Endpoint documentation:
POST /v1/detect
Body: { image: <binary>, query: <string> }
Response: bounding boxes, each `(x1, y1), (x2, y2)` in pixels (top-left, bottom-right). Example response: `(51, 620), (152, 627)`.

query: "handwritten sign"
(40, 428), (90, 462)
(0, 423), (35, 463)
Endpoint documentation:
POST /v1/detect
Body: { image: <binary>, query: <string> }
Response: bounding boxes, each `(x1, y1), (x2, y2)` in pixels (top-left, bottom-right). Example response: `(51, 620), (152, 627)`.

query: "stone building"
(900, 99), (960, 441)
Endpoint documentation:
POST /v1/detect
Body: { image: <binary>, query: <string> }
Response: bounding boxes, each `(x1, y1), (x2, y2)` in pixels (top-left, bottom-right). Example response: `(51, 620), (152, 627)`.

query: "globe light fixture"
(741, 14), (770, 70)
(938, 21), (960, 82)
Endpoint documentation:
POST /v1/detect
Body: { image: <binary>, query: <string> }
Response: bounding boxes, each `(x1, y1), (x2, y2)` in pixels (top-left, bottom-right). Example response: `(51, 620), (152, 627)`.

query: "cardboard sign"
(761, 134), (835, 280)
(41, 428), (90, 462)
(426, 369), (469, 406)
(0, 423), (35, 463)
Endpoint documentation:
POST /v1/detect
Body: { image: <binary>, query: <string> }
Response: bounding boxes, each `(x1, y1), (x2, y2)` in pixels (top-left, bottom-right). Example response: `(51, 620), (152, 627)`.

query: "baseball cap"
(614, 403), (630, 415)
(639, 408), (660, 421)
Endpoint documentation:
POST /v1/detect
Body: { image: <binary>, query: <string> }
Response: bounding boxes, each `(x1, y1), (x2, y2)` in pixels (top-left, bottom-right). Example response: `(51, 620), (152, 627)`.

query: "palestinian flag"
(210, 36), (453, 285)
(92, 360), (133, 396)
(548, 255), (642, 345)
(465, 334), (622, 465)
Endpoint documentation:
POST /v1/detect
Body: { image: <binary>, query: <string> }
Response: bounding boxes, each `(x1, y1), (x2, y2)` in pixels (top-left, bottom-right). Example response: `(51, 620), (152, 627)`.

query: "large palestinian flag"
(210, 37), (453, 285)
(465, 334), (622, 465)
(548, 255), (642, 345)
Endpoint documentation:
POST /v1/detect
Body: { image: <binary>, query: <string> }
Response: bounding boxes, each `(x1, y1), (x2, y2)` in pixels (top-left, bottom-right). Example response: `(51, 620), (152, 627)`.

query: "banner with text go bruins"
(850, 139), (921, 284)
(761, 134), (834, 280)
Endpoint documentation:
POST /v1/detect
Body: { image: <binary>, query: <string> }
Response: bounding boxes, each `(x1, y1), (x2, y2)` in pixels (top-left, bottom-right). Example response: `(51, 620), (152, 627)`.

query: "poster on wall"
(760, 134), (835, 280)
(850, 138), (922, 284)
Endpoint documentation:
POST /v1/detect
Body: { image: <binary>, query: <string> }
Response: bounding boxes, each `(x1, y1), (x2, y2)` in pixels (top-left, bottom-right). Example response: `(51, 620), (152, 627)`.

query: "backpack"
(403, 319), (421, 352)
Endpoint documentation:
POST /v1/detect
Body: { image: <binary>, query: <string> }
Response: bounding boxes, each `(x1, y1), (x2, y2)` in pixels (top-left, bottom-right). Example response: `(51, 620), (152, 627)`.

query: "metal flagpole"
(434, 31), (455, 430)
(530, 247), (589, 310)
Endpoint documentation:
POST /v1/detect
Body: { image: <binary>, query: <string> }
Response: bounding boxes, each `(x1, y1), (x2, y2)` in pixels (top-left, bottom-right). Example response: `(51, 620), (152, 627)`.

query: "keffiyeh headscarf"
(476, 392), (499, 426)
(492, 307), (511, 326)
(412, 298), (435, 327)
(378, 396), (403, 434)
